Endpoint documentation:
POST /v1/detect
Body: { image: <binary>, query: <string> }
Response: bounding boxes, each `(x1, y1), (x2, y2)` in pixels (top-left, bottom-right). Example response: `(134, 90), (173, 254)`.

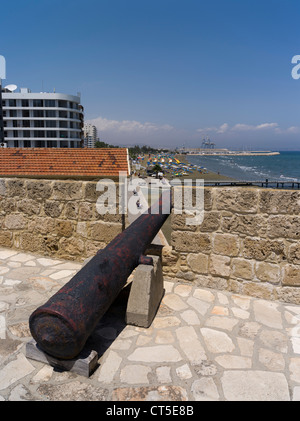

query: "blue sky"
(1, 0), (300, 149)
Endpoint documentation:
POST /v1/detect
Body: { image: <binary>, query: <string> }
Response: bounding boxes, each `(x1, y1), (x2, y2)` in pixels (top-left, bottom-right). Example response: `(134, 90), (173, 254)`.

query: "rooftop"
(0, 148), (130, 179)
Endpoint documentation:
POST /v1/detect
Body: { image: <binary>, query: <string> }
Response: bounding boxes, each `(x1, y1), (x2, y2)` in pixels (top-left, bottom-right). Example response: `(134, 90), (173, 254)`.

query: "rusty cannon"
(29, 190), (171, 360)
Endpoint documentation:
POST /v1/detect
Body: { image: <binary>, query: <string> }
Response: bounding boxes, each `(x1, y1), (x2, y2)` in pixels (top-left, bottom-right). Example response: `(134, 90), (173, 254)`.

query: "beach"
(132, 153), (235, 182)
(131, 153), (235, 244)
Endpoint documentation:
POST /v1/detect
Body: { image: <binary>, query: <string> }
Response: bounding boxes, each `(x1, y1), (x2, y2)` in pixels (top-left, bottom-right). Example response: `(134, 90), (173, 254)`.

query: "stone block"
(255, 261), (281, 284)
(242, 237), (286, 262)
(242, 281), (273, 301)
(221, 214), (266, 237)
(268, 215), (300, 240)
(282, 264), (300, 286)
(288, 243), (300, 264)
(209, 254), (231, 278)
(231, 258), (254, 280)
(213, 233), (240, 256)
(84, 181), (98, 202)
(20, 232), (45, 253)
(126, 255), (164, 328)
(55, 220), (73, 237)
(215, 188), (258, 213)
(17, 198), (41, 216)
(0, 231), (13, 247)
(187, 252), (209, 274)
(6, 179), (25, 197)
(171, 231), (211, 253)
(64, 202), (79, 219)
(90, 221), (123, 242)
(4, 214), (27, 230)
(28, 217), (55, 235)
(199, 211), (220, 232)
(26, 339), (98, 378)
(171, 213), (197, 231)
(52, 181), (83, 201)
(26, 180), (53, 201)
(59, 237), (85, 257)
(43, 201), (63, 218)
(0, 198), (16, 213)
(259, 190), (300, 215)
(79, 202), (94, 220)
(0, 179), (6, 196)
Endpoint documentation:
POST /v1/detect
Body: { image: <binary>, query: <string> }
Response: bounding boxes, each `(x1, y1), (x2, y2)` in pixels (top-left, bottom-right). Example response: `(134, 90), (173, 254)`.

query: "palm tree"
(152, 164), (163, 178)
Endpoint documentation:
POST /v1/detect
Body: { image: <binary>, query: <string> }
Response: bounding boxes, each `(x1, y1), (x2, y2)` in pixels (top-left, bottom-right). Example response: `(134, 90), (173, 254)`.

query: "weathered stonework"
(1, 179), (300, 305)
(0, 177), (123, 261)
(164, 187), (300, 305)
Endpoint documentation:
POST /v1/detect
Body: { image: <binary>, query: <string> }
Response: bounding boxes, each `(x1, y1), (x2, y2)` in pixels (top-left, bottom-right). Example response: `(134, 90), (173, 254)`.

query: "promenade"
(0, 246), (299, 401)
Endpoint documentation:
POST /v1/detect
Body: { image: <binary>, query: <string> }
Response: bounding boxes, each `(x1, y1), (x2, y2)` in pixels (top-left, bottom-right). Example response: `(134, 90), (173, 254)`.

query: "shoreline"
(184, 151), (280, 157)
(174, 154), (236, 181)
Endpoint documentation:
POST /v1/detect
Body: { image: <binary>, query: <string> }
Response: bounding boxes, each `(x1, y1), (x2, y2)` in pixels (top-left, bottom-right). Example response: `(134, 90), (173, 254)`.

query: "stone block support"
(126, 255), (164, 328)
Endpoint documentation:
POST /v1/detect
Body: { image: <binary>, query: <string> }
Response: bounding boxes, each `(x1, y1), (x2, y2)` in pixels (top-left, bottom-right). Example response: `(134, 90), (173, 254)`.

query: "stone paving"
(1, 246), (300, 401)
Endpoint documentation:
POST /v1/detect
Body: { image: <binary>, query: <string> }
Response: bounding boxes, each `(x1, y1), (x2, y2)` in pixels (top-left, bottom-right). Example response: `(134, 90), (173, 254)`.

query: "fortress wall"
(163, 187), (300, 305)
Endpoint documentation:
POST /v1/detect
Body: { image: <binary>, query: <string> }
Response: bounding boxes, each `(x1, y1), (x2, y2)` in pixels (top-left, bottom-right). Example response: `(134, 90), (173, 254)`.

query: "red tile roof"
(0, 148), (130, 178)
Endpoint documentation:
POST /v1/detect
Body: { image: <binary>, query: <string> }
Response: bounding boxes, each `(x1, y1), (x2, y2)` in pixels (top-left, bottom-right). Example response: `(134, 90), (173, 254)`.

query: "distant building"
(83, 123), (98, 148)
(1, 87), (84, 148)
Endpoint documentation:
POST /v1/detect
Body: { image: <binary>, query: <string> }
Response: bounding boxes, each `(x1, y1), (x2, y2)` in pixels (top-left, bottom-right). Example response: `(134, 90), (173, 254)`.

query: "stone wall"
(0, 178), (123, 261)
(163, 187), (300, 305)
(1, 177), (300, 304)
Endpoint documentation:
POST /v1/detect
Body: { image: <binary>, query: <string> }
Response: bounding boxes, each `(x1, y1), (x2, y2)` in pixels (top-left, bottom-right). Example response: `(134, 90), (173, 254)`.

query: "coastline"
(174, 154), (236, 181)
(185, 151), (280, 157)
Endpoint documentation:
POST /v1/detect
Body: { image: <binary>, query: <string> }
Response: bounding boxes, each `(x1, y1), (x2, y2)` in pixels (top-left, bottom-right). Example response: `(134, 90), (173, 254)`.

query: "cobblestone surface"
(0, 246), (300, 401)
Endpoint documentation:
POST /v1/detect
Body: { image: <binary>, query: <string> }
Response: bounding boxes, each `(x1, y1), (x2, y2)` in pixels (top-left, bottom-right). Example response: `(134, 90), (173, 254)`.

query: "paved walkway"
(0, 246), (300, 401)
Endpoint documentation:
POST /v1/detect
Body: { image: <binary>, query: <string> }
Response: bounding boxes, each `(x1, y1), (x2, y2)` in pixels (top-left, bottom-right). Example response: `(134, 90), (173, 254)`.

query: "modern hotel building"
(1, 87), (84, 148)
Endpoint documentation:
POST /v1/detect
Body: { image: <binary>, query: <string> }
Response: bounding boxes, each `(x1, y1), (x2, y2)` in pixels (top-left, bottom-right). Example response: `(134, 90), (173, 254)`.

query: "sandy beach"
(174, 154), (235, 181)
(132, 153), (235, 182)
(131, 153), (235, 244)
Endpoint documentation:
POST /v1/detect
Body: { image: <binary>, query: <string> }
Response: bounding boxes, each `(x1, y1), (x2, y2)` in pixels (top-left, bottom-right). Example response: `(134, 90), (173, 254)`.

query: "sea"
(186, 151), (300, 182)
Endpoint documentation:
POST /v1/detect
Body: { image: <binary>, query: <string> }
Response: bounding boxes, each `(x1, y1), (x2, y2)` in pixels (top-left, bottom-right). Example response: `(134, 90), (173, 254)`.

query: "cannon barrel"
(29, 190), (171, 359)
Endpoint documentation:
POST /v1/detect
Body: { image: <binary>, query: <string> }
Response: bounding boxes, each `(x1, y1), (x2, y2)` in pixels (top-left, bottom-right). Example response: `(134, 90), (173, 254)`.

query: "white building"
(83, 123), (98, 148)
(1, 87), (84, 148)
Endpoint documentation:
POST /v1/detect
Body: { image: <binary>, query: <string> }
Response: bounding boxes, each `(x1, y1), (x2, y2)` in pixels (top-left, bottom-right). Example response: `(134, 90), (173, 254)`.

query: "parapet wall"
(1, 178), (300, 304)
(163, 187), (300, 305)
(0, 178), (123, 261)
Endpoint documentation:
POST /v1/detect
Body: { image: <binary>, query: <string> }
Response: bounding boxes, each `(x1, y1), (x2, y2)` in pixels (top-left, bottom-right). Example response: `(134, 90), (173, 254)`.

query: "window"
(33, 99), (43, 107)
(58, 100), (68, 108)
(33, 110), (44, 117)
(59, 131), (68, 138)
(59, 111), (68, 118)
(46, 120), (56, 127)
(34, 120), (44, 128)
(59, 121), (68, 128)
(13, 130), (18, 138)
(24, 140), (31, 147)
(23, 120), (30, 127)
(9, 110), (17, 117)
(45, 110), (56, 117)
(35, 140), (45, 147)
(14, 140), (19, 147)
(22, 110), (30, 117)
(46, 130), (57, 138)
(34, 131), (45, 138)
(45, 100), (55, 107)
(23, 131), (30, 138)
(22, 100), (29, 107)
(47, 140), (57, 147)
(9, 99), (16, 107)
